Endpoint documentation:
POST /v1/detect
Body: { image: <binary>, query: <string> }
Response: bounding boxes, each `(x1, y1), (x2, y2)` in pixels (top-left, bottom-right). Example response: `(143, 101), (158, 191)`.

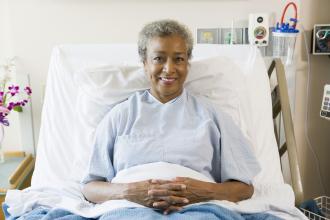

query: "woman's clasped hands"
(125, 177), (214, 215)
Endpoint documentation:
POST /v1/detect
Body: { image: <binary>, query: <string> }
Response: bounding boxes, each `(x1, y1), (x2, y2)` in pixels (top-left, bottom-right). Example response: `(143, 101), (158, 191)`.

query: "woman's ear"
(143, 60), (148, 74)
(187, 62), (191, 72)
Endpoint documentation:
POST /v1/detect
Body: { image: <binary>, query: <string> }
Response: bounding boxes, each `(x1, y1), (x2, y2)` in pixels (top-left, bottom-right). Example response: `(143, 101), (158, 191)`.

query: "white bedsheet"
(6, 162), (307, 219)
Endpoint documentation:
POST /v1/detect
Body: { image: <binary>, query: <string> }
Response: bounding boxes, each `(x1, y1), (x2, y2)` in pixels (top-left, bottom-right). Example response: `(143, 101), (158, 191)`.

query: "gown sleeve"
(217, 111), (261, 184)
(81, 111), (117, 184)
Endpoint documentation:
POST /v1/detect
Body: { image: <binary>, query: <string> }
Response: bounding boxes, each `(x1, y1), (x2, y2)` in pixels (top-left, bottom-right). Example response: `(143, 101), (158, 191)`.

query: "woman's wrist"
(115, 183), (131, 200)
(185, 181), (218, 202)
(209, 182), (228, 201)
(122, 181), (149, 202)
(210, 181), (254, 202)
(82, 181), (129, 203)
(204, 182), (220, 201)
(122, 182), (133, 200)
(102, 182), (130, 201)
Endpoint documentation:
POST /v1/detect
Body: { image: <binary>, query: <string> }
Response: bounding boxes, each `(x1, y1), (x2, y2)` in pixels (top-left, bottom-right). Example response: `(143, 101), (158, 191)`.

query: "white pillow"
(71, 56), (249, 181)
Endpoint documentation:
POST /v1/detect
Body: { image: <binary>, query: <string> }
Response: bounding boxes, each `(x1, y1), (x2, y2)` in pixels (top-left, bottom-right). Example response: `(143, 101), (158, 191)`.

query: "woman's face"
(143, 35), (189, 103)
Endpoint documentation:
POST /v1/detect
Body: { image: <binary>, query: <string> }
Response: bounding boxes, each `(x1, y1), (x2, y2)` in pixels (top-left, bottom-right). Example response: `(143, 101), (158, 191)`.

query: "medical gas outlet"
(248, 13), (269, 46)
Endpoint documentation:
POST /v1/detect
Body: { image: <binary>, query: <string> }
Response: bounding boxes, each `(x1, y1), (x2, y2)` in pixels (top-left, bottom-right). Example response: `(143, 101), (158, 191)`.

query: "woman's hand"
(123, 180), (153, 207)
(149, 177), (214, 213)
(124, 179), (189, 210)
(171, 177), (215, 204)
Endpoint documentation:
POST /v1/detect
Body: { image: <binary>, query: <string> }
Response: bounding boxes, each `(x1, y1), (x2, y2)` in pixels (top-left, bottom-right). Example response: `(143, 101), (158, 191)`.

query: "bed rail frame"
(268, 59), (304, 206)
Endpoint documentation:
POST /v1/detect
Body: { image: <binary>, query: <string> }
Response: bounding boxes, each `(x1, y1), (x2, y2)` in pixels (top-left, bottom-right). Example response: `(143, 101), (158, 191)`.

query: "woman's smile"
(159, 76), (177, 85)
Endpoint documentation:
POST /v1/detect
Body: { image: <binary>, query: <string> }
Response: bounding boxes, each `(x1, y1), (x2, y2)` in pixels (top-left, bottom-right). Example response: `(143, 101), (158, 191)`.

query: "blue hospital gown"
(82, 89), (260, 184)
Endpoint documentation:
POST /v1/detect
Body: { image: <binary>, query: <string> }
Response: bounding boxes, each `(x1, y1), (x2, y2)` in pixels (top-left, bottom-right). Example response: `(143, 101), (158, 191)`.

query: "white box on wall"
(248, 13), (269, 46)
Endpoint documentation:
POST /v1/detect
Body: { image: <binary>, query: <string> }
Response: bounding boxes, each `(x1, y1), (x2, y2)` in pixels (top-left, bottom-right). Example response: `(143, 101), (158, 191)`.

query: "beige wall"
(3, 0), (292, 149)
(295, 0), (330, 199)
(2, 0), (329, 199)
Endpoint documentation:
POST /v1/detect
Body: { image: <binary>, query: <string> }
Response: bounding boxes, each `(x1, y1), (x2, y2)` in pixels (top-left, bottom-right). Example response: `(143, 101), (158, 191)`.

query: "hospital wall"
(295, 0), (330, 199)
(0, 0), (329, 200)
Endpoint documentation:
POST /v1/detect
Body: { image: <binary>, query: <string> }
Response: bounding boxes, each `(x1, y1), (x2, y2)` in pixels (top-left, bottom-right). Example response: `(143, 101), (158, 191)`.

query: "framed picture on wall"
(197, 28), (219, 44)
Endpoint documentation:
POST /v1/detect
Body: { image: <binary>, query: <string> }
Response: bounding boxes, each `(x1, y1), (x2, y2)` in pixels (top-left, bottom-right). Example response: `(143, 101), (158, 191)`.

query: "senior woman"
(81, 20), (279, 220)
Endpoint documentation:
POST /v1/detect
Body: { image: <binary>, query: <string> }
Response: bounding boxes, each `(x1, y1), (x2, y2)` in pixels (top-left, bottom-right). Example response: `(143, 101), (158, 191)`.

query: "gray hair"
(138, 19), (194, 62)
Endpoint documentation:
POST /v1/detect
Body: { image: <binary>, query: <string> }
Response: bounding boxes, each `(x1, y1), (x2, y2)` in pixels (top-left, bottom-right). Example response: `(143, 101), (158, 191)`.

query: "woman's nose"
(163, 59), (175, 73)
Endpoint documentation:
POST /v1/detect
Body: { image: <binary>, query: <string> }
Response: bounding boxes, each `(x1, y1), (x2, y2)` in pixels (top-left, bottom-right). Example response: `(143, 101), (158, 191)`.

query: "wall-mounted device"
(320, 84), (330, 120)
(248, 13), (269, 46)
(313, 24), (330, 55)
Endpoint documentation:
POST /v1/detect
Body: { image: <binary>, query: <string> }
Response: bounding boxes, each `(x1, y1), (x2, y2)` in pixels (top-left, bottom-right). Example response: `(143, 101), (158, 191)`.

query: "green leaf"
(2, 94), (7, 105)
(13, 106), (23, 112)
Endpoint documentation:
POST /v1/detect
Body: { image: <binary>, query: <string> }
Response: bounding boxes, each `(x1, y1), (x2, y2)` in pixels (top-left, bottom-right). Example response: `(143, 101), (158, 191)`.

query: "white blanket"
(6, 162), (307, 219)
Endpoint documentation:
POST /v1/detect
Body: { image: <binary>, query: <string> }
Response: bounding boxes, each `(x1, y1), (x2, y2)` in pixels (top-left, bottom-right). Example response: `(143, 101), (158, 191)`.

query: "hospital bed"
(4, 44), (307, 219)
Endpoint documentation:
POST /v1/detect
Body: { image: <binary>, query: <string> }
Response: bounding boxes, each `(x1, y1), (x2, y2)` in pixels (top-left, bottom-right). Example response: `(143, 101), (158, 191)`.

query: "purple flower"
(0, 84), (32, 126)
(0, 114), (9, 126)
(7, 102), (15, 110)
(0, 106), (9, 114)
(0, 92), (3, 103)
(24, 86), (32, 95)
(8, 85), (19, 96)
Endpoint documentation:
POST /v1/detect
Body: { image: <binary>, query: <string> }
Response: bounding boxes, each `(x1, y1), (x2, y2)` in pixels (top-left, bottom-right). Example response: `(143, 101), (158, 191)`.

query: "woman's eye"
(175, 57), (185, 63)
(153, 57), (163, 62)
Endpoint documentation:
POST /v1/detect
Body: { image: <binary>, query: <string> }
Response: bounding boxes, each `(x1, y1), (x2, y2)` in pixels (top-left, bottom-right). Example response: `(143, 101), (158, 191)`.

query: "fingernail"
(181, 185), (186, 189)
(183, 199), (189, 203)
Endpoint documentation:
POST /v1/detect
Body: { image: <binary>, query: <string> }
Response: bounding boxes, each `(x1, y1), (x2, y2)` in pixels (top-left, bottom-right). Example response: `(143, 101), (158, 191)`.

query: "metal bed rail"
(268, 58), (304, 206)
